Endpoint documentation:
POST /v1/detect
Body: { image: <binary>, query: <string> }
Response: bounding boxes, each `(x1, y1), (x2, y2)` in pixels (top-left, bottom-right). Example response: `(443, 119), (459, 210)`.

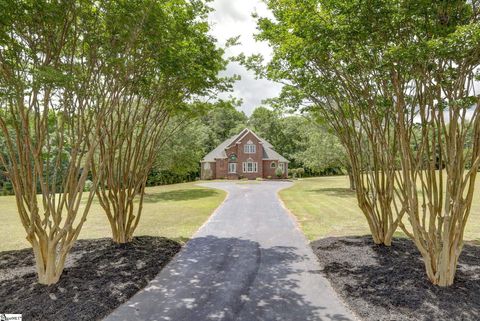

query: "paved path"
(104, 181), (356, 321)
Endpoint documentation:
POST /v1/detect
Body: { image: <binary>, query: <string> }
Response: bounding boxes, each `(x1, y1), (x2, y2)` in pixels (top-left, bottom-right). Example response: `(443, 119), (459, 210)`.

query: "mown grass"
(280, 175), (480, 243)
(0, 182), (226, 251)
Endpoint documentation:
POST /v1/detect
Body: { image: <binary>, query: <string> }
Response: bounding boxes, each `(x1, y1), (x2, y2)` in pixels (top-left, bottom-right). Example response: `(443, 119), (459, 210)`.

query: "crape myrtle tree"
(90, 0), (230, 243)
(313, 0), (480, 286)
(0, 1), (109, 284)
(253, 0), (480, 285)
(248, 0), (407, 246)
(389, 2), (480, 286)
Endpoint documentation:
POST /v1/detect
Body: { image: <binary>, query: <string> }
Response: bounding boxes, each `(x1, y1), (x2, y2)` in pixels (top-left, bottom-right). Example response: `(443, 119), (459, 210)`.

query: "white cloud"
(209, 0), (282, 116)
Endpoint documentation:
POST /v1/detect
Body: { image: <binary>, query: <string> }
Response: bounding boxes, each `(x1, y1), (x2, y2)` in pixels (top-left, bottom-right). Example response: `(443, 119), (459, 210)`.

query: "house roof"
(201, 128), (289, 163)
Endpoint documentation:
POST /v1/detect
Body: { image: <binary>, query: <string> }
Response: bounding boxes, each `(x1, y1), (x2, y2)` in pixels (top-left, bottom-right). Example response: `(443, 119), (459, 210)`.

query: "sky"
(208, 0), (282, 116)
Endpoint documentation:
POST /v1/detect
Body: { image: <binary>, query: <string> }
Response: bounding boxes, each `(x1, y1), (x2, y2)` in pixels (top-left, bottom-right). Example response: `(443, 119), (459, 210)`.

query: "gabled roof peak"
(233, 128), (263, 145)
(200, 127), (289, 163)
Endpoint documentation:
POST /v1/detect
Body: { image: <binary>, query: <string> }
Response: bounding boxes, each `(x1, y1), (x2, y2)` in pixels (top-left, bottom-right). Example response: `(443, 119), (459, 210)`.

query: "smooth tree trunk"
(31, 240), (70, 285)
(0, 1), (110, 284)
(347, 169), (355, 191)
(393, 72), (480, 286)
(326, 102), (406, 247)
(93, 95), (174, 244)
(99, 182), (147, 244)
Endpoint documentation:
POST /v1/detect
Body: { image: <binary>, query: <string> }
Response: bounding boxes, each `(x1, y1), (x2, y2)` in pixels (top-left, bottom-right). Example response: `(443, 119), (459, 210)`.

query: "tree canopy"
(250, 0), (480, 286)
(0, 0), (232, 282)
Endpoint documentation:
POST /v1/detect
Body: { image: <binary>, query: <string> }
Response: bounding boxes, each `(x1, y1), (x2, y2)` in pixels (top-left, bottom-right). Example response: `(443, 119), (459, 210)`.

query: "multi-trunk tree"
(0, 0), (230, 284)
(251, 0), (406, 246)
(89, 0), (229, 243)
(254, 0), (480, 285)
(0, 1), (108, 284)
(390, 2), (480, 285)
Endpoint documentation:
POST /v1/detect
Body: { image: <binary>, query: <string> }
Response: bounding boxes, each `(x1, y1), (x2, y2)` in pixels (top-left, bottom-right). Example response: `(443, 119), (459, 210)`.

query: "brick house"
(200, 128), (289, 180)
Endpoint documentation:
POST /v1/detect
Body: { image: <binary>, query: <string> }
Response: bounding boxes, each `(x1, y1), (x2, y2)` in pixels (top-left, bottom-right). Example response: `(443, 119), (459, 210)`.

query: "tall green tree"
(90, 0), (231, 243)
(0, 0), (109, 284)
(201, 99), (247, 152)
(249, 0), (406, 247)
(249, 107), (305, 166)
(151, 118), (210, 184)
(252, 0), (480, 285)
(294, 120), (353, 188)
(248, 106), (282, 142)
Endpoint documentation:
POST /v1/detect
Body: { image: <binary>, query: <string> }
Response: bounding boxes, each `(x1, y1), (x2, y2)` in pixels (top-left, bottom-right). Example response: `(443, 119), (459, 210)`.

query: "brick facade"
(201, 129), (289, 180)
(262, 160), (288, 179)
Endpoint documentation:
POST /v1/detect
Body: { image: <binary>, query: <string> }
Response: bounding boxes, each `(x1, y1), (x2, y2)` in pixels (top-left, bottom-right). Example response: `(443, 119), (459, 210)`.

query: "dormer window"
(244, 140), (256, 154)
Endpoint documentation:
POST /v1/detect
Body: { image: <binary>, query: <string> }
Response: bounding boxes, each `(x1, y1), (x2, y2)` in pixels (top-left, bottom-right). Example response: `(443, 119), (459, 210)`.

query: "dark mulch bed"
(0, 236), (181, 321)
(312, 236), (480, 321)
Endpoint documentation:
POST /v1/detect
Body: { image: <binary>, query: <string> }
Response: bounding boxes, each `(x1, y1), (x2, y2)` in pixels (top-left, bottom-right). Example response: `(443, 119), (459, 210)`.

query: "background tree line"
(2, 98), (474, 194)
(146, 104), (350, 186)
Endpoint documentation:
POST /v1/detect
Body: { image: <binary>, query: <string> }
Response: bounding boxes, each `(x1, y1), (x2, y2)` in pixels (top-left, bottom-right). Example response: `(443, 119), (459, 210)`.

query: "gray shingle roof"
(201, 128), (289, 163)
(263, 146), (289, 163)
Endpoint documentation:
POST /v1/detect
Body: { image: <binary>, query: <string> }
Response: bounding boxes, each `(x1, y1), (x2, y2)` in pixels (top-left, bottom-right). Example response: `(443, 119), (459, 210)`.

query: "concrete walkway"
(104, 181), (356, 321)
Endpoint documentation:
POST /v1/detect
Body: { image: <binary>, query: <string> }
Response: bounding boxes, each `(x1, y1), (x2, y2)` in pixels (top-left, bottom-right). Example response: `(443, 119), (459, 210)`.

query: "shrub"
(1, 181), (13, 196)
(275, 167), (283, 178)
(148, 169), (199, 185)
(290, 168), (298, 178)
(84, 180), (94, 192)
(296, 168), (305, 178)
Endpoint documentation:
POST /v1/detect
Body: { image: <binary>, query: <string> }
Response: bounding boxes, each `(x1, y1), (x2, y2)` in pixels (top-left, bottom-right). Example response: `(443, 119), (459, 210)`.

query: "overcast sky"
(208, 0), (282, 116)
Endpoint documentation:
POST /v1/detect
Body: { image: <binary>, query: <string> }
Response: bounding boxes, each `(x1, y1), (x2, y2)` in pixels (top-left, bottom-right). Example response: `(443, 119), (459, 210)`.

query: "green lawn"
(0, 182), (226, 251)
(280, 176), (480, 243)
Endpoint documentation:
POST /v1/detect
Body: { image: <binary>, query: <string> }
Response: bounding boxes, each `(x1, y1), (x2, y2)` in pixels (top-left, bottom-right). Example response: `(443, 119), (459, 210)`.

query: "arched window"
(271, 162), (276, 168)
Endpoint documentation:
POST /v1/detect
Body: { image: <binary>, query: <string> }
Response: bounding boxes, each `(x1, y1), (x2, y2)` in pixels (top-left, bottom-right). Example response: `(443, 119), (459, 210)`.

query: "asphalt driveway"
(104, 181), (356, 321)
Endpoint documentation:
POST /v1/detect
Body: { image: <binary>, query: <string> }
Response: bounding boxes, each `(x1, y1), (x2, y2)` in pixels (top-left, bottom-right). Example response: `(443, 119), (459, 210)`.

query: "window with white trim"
(278, 162), (285, 173)
(242, 161), (258, 173)
(228, 163), (237, 173)
(270, 162), (276, 168)
(243, 140), (256, 154)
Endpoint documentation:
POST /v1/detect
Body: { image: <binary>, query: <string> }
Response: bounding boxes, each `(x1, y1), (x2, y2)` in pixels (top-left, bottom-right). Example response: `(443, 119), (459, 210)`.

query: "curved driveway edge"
(104, 181), (357, 321)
